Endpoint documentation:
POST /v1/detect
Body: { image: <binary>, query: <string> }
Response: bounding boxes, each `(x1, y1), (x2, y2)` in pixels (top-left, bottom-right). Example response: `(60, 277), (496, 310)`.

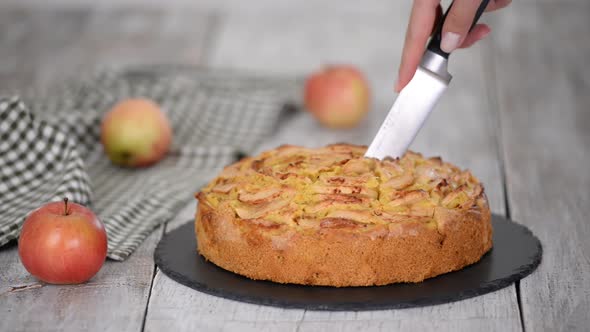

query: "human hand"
(395, 0), (511, 92)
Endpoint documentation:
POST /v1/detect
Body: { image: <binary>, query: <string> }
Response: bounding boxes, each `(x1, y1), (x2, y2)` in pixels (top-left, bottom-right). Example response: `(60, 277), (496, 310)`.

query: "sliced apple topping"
(470, 183), (484, 198)
(238, 187), (283, 204)
(428, 156), (443, 165)
(399, 151), (421, 169)
(276, 172), (313, 183)
(263, 202), (300, 226)
(309, 183), (378, 198)
(211, 182), (236, 194)
(310, 150), (353, 167)
(296, 217), (321, 230)
(325, 209), (382, 224)
(234, 198), (292, 219)
(389, 190), (429, 206)
(319, 174), (377, 187)
(270, 156), (307, 174)
(250, 159), (274, 176)
(415, 164), (443, 183)
(303, 195), (368, 214)
(382, 204), (411, 215)
(323, 143), (366, 156)
(341, 158), (374, 175)
(199, 144), (486, 229)
(375, 158), (404, 178)
(218, 162), (246, 179)
(410, 201), (436, 217)
(383, 172), (414, 190)
(382, 213), (431, 225)
(319, 218), (364, 229)
(441, 183), (482, 209)
(452, 170), (474, 184)
(441, 186), (471, 208)
(275, 145), (309, 157)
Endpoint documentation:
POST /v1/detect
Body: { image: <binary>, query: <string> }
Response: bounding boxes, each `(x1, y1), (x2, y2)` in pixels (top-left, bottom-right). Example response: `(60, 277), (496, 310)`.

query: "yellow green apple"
(304, 65), (371, 129)
(100, 98), (172, 167)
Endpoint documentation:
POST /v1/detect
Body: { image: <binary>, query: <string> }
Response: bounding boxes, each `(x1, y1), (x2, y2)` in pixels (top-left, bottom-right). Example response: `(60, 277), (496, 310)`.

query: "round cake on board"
(195, 144), (492, 287)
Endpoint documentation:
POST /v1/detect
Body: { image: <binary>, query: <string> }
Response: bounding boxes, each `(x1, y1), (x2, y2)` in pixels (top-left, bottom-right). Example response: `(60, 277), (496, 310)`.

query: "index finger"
(396, 0), (441, 92)
(486, 0), (511, 11)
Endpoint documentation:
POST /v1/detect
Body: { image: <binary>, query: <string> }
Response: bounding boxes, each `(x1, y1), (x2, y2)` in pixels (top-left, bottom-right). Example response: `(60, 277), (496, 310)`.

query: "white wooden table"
(1, 1), (588, 331)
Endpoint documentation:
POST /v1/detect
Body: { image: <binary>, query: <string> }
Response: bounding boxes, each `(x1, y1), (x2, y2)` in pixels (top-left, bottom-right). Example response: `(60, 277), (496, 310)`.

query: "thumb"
(440, 0), (481, 54)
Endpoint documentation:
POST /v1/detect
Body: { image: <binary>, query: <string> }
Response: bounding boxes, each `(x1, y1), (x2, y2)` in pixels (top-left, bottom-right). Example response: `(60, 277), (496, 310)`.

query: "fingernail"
(441, 32), (461, 53)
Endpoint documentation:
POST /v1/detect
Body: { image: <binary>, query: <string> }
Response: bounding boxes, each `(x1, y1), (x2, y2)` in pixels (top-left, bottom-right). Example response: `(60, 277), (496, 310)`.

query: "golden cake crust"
(195, 144), (492, 287)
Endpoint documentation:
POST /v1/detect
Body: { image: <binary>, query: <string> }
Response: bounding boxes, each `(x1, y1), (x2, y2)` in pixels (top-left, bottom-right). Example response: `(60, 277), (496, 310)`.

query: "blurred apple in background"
(101, 98), (172, 167)
(304, 65), (370, 129)
(18, 198), (108, 284)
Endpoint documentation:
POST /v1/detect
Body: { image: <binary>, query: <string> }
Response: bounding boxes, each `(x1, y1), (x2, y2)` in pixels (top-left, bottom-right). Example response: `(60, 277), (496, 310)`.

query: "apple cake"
(195, 144), (492, 287)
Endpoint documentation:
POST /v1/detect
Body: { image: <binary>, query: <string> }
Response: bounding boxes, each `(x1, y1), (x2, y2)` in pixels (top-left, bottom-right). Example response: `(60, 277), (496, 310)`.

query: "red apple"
(101, 98), (172, 167)
(304, 65), (371, 128)
(18, 198), (108, 284)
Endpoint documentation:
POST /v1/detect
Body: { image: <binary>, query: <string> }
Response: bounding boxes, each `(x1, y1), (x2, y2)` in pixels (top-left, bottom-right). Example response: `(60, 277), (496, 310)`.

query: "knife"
(365, 0), (490, 160)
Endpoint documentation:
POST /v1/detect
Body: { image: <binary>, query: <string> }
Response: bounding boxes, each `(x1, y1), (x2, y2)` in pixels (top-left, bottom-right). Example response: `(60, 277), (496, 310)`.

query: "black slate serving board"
(155, 214), (541, 310)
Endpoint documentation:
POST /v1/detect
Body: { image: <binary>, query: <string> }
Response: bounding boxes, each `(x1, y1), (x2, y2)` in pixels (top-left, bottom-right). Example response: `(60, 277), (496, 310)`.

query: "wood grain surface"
(0, 8), (212, 332)
(488, 2), (590, 331)
(1, 0), (588, 331)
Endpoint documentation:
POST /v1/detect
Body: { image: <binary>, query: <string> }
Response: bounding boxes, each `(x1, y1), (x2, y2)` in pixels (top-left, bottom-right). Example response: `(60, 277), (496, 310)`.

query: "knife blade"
(365, 0), (490, 160)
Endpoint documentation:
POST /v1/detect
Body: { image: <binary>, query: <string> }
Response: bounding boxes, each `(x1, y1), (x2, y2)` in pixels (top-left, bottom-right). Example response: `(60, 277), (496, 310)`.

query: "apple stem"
(63, 197), (70, 216)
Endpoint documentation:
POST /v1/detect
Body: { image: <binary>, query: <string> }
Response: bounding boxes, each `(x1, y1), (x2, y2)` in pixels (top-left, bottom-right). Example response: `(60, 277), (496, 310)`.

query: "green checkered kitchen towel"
(0, 66), (300, 260)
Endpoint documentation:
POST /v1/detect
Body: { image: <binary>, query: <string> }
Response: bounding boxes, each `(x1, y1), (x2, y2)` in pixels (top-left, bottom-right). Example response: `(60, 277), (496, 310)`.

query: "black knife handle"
(426, 0), (491, 59)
